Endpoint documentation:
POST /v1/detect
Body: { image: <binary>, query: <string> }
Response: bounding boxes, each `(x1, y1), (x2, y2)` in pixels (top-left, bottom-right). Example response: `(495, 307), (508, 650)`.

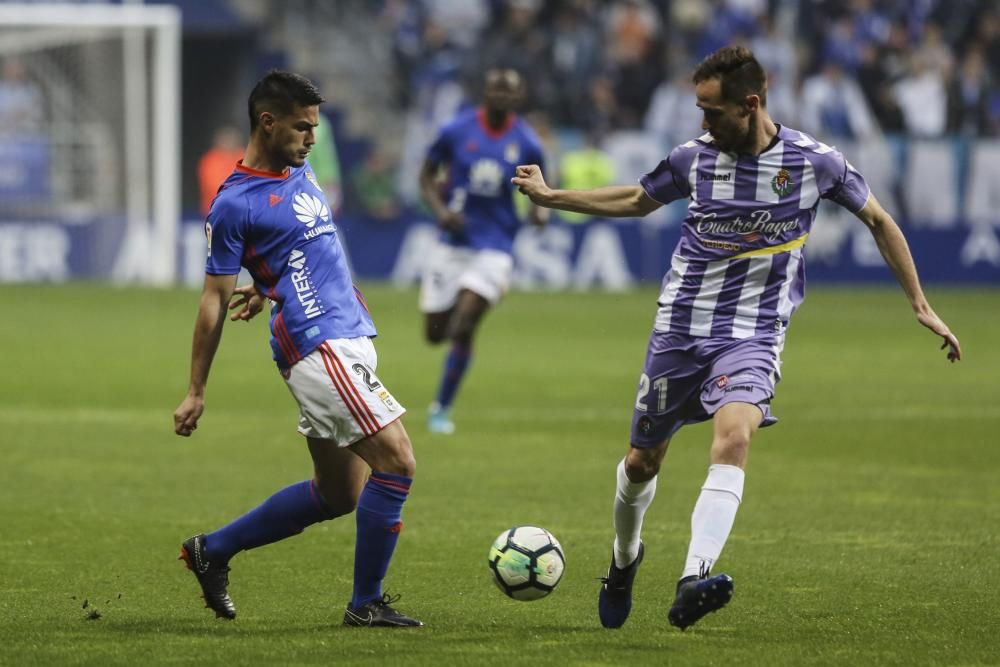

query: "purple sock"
(351, 472), (412, 608)
(204, 480), (337, 562)
(435, 342), (472, 408)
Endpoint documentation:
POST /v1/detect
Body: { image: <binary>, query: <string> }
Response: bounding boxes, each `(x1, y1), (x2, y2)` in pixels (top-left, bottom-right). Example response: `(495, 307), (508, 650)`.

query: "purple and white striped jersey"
(640, 125), (870, 338)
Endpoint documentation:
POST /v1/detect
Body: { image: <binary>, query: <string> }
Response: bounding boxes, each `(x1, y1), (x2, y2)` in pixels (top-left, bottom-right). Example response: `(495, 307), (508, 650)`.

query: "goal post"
(0, 3), (180, 285)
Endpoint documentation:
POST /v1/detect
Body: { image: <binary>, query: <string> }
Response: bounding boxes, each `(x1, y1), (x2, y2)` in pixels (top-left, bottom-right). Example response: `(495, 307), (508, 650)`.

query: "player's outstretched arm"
(855, 195), (961, 362)
(174, 273), (239, 436)
(511, 165), (662, 218)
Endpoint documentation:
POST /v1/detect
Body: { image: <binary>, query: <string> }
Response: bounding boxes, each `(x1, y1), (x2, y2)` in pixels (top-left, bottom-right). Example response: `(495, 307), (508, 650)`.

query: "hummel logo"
(698, 172), (731, 182)
(269, 194), (284, 207)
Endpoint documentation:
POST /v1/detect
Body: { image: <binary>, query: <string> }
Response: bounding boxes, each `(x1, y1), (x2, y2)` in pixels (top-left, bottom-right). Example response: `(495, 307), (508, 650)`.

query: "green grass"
(0, 284), (997, 666)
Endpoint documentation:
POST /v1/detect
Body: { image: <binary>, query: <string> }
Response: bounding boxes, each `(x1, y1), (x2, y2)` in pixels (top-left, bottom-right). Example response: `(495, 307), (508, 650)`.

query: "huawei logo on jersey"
(468, 158), (504, 197)
(292, 192), (329, 228)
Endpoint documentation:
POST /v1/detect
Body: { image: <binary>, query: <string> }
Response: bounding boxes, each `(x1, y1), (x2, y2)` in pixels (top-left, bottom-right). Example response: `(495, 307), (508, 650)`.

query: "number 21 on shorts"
(635, 374), (668, 413)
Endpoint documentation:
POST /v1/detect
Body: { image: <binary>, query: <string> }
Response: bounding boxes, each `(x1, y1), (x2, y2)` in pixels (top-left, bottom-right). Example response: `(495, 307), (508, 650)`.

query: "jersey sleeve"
(639, 145), (694, 205)
(425, 121), (455, 166)
(815, 146), (871, 213)
(205, 194), (248, 275)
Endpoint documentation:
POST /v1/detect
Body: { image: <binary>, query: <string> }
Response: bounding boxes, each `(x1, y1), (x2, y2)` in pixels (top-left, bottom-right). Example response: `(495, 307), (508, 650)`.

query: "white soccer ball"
(488, 526), (565, 601)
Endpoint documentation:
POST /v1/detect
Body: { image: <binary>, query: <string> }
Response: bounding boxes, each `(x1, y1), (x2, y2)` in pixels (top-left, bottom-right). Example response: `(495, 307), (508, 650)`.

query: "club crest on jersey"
(292, 192), (329, 228)
(771, 168), (794, 197)
(504, 143), (520, 163)
(305, 169), (321, 191)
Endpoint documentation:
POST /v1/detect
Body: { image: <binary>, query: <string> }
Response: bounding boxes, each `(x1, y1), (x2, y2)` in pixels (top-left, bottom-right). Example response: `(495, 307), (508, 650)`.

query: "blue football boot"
(667, 572), (734, 630)
(427, 403), (455, 435)
(598, 543), (644, 628)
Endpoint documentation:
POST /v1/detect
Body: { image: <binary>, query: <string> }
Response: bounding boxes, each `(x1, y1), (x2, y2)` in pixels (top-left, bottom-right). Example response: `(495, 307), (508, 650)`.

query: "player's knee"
(382, 449), (416, 477)
(313, 480), (358, 518)
(425, 323), (448, 345)
(711, 429), (751, 466)
(447, 319), (475, 344)
(379, 434), (417, 477)
(624, 450), (661, 482)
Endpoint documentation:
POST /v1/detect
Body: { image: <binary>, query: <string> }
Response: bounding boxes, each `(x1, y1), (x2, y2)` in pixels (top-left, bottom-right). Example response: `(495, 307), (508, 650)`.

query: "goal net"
(0, 3), (180, 285)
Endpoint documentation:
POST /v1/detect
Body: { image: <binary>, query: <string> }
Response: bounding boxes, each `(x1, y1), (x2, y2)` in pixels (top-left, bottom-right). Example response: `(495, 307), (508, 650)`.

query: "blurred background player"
(513, 46), (961, 631)
(418, 67), (549, 434)
(173, 71), (422, 627)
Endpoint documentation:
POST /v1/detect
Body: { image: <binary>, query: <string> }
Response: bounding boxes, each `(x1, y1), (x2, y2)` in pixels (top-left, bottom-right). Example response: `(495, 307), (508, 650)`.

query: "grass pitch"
(0, 283), (997, 666)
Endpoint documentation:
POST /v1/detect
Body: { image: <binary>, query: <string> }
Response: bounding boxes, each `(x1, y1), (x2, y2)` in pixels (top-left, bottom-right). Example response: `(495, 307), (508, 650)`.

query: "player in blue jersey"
(418, 68), (549, 434)
(173, 71), (421, 627)
(513, 47), (962, 630)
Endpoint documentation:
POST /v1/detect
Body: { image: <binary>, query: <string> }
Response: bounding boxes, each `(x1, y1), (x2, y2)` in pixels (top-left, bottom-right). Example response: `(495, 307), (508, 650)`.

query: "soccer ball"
(488, 526), (565, 601)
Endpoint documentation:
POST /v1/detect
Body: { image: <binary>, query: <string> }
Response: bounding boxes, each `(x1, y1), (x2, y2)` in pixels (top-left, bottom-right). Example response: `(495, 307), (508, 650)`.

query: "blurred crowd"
(377, 0), (1000, 145)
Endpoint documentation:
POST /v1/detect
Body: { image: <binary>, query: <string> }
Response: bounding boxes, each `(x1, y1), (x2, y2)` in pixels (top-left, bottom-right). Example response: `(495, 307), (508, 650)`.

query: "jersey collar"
(235, 160), (290, 180)
(476, 107), (516, 139)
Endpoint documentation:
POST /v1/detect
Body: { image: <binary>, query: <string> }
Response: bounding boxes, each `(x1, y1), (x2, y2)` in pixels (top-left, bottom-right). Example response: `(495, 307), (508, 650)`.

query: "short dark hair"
(247, 70), (325, 130)
(692, 46), (767, 106)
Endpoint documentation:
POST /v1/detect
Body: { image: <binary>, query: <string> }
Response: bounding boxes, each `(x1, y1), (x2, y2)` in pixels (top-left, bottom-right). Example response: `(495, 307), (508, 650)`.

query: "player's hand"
(438, 210), (465, 233)
(229, 284), (265, 322)
(917, 310), (961, 362)
(511, 164), (551, 204)
(174, 394), (205, 437)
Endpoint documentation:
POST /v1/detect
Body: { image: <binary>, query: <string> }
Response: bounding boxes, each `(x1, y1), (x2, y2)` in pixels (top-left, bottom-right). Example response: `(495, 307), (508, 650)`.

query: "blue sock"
(351, 472), (412, 608)
(204, 480), (337, 562)
(435, 342), (472, 408)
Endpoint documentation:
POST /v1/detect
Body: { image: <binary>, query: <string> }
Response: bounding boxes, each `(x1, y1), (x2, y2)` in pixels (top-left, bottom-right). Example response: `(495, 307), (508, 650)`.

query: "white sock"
(681, 464), (745, 579)
(612, 458), (657, 569)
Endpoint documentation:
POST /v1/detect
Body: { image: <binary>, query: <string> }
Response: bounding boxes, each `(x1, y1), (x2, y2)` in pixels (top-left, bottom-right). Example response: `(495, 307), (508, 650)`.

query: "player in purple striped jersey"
(173, 71), (421, 627)
(512, 46), (961, 631)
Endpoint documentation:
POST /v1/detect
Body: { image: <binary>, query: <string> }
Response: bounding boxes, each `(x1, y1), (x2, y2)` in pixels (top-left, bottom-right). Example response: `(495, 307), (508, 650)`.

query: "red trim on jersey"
(272, 316), (295, 365)
(235, 160), (290, 180)
(319, 343), (375, 435)
(322, 342), (380, 433)
(273, 312), (300, 365)
(271, 323), (294, 365)
(353, 285), (370, 314)
(476, 107), (516, 139)
(243, 245), (277, 286)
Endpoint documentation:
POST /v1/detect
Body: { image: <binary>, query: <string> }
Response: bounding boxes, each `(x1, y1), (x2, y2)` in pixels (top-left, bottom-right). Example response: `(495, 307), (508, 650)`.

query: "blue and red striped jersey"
(205, 161), (376, 368)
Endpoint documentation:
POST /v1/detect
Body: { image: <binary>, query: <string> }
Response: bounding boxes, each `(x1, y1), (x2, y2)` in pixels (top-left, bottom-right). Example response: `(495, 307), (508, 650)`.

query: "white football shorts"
(419, 241), (514, 312)
(282, 336), (406, 446)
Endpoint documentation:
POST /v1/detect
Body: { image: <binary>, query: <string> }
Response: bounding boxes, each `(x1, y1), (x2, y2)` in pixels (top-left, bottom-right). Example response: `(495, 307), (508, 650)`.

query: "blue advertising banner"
(1, 212), (997, 286)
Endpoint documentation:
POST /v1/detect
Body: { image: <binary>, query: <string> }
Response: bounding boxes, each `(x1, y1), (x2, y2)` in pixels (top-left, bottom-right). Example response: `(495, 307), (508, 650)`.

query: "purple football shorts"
(630, 330), (784, 447)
